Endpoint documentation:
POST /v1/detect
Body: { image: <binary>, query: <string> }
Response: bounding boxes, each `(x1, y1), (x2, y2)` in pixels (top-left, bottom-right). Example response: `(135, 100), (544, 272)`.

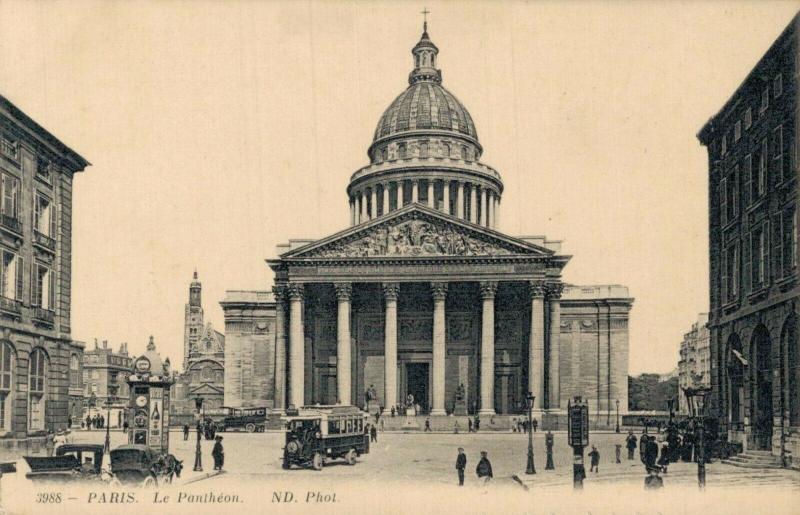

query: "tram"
(281, 405), (370, 470)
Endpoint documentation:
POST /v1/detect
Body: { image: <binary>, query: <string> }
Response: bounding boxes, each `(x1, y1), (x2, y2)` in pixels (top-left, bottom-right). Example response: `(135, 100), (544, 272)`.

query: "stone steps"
(722, 451), (783, 469)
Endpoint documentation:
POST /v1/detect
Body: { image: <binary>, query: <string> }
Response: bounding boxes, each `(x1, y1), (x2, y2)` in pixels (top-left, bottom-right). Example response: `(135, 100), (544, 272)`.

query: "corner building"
(698, 13), (799, 466)
(229, 25), (633, 424)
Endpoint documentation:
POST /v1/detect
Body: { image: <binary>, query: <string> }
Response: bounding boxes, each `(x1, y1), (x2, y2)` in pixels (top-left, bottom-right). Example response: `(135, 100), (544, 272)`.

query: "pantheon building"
(223, 24), (633, 423)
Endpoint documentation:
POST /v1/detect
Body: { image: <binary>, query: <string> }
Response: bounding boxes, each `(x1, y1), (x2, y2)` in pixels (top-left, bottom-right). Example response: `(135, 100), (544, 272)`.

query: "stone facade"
(67, 340), (84, 426)
(698, 13), (799, 467)
(678, 313), (711, 415)
(82, 339), (132, 419)
(220, 291), (276, 408)
(0, 94), (89, 457)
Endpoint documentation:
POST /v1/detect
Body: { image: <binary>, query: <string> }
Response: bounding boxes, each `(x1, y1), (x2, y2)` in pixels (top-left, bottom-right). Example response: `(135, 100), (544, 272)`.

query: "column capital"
(382, 282), (400, 301)
(287, 283), (304, 300)
(333, 282), (353, 301)
(528, 281), (547, 299)
(546, 282), (564, 300)
(272, 284), (288, 302)
(479, 281), (498, 299)
(430, 282), (448, 301)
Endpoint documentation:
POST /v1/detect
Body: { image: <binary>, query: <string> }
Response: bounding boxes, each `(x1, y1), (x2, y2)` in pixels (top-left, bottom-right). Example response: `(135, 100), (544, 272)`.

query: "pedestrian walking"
(391, 406), (396, 417)
(474, 415), (480, 432)
(212, 435), (224, 471)
(68, 416), (72, 428)
(645, 436), (659, 470)
(588, 445), (600, 473)
(639, 431), (648, 464)
(615, 444), (622, 464)
(454, 420), (460, 434)
(545, 430), (555, 470)
(532, 418), (538, 433)
(626, 430), (637, 460)
(476, 451), (493, 484)
(183, 424), (190, 441)
(122, 420), (129, 433)
(370, 424), (378, 442)
(468, 418), (473, 433)
(425, 417), (431, 432)
(85, 415), (91, 430)
(455, 447), (467, 486)
(657, 442), (670, 473)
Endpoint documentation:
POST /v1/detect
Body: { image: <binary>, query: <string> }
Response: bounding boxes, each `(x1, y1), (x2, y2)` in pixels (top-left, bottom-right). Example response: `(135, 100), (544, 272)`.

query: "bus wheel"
(312, 453), (324, 471)
(245, 423), (256, 433)
(345, 449), (357, 465)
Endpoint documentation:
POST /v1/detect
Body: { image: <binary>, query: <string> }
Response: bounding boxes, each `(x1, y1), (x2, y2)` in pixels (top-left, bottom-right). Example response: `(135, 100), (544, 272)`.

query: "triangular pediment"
(282, 204), (554, 259)
(190, 383), (224, 395)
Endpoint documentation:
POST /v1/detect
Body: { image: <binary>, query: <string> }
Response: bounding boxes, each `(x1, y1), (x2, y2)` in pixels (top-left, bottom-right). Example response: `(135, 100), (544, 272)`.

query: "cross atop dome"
(410, 12), (441, 85)
(420, 7), (430, 32)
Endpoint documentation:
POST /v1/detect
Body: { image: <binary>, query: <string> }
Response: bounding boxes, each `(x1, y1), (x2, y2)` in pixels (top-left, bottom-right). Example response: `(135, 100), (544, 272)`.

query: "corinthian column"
(547, 283), (563, 410)
(287, 283), (305, 408)
(456, 182), (465, 220)
(479, 281), (498, 415)
(397, 181), (405, 209)
(431, 282), (448, 415)
(370, 188), (378, 219)
(427, 180), (435, 208)
(382, 184), (390, 215)
(383, 283), (400, 410)
(360, 192), (367, 223)
(529, 281), (546, 410)
(349, 199), (355, 226)
(469, 185), (477, 223)
(412, 180), (419, 203)
(480, 188), (488, 226)
(334, 283), (353, 405)
(273, 285), (287, 410)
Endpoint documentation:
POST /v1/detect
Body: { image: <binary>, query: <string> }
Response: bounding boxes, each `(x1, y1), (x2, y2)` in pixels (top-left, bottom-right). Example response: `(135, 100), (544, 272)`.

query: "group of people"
(83, 413), (106, 430)
(454, 448), (493, 486)
(511, 417), (538, 433)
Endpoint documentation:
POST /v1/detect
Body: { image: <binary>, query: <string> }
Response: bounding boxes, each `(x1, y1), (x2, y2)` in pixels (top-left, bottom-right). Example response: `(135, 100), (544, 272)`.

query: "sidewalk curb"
(180, 469), (225, 485)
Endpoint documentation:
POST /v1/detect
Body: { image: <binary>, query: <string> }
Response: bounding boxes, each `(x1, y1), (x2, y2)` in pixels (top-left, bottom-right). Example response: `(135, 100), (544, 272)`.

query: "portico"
(269, 205), (568, 415)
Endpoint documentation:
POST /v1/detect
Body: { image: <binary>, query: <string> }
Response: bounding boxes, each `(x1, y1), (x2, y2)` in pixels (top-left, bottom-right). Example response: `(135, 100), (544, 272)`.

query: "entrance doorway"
(405, 363), (429, 413)
(752, 326), (773, 450)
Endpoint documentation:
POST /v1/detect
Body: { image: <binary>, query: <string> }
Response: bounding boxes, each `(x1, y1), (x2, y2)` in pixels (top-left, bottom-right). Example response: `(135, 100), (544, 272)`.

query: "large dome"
(373, 82), (478, 142)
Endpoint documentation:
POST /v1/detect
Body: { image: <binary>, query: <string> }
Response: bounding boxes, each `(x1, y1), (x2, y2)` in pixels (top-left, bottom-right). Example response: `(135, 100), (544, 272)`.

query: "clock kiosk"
(126, 337), (174, 454)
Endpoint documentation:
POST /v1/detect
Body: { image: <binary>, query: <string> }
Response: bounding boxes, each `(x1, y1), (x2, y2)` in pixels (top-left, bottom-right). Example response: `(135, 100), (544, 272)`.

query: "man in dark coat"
(212, 435), (224, 471)
(370, 424), (377, 443)
(588, 445), (600, 473)
(476, 451), (493, 483)
(183, 424), (190, 441)
(532, 418), (538, 433)
(626, 430), (638, 460)
(644, 436), (659, 470)
(455, 447), (467, 486)
(468, 418), (473, 433)
(639, 431), (648, 465)
(85, 415), (91, 430)
(644, 466), (664, 490)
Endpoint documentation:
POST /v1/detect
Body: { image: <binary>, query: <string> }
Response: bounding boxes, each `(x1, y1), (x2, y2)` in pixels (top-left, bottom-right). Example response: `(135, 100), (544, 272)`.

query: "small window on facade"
(760, 87), (769, 114)
(461, 146), (468, 160)
(1, 173), (19, 221)
(32, 264), (54, 310)
(721, 134), (727, 156)
(0, 250), (22, 301)
(734, 121), (741, 142)
(398, 143), (407, 159)
(442, 142), (450, 158)
(34, 193), (54, 237)
(419, 141), (428, 158)
(0, 342), (14, 432)
(744, 107), (752, 129)
(774, 74), (783, 98)
(0, 137), (18, 160)
(381, 147), (388, 162)
(28, 349), (48, 431)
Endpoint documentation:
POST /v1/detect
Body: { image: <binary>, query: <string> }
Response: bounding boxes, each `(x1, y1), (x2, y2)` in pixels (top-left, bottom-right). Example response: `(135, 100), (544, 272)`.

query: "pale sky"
(0, 1), (797, 374)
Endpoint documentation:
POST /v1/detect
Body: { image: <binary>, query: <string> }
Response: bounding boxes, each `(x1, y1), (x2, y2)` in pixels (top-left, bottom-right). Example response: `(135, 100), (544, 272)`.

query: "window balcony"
(32, 307), (55, 326)
(0, 214), (22, 235)
(33, 230), (56, 252)
(0, 296), (21, 316)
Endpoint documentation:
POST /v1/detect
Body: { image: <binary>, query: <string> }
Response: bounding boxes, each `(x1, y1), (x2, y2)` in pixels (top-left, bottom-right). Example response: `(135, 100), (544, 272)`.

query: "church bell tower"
(184, 270), (204, 371)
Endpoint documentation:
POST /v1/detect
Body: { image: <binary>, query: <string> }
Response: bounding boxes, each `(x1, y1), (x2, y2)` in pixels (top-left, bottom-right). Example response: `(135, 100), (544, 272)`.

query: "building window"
(1, 173), (19, 221)
(0, 136), (18, 161)
(31, 264), (54, 310)
(381, 147), (388, 162)
(752, 224), (767, 288)
(0, 250), (23, 301)
(442, 142), (450, 158)
(721, 134), (727, 156)
(743, 154), (752, 207)
(0, 341), (14, 433)
(36, 158), (51, 183)
(34, 193), (55, 237)
(757, 138), (768, 196)
(28, 349), (48, 431)
(724, 244), (739, 302)
(719, 177), (727, 226)
(744, 107), (752, 130)
(760, 87), (769, 114)
(773, 125), (784, 182)
(397, 143), (407, 159)
(461, 145), (468, 160)
(782, 207), (797, 277)
(69, 354), (80, 388)
(728, 165), (739, 220)
(419, 141), (429, 158)
(734, 121), (741, 142)
(774, 74), (783, 98)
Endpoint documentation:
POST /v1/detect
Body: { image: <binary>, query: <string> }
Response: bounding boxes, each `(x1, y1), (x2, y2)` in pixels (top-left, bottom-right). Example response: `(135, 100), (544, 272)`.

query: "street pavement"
(1, 428), (798, 515)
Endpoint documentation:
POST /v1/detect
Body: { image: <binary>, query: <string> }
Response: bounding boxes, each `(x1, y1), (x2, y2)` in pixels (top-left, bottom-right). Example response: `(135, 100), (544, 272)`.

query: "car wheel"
(246, 423), (256, 433)
(345, 449), (356, 465)
(312, 453), (324, 471)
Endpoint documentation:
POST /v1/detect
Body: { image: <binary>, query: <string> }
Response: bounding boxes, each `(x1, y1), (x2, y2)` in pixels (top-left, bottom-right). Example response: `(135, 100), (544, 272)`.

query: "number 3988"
(36, 492), (62, 503)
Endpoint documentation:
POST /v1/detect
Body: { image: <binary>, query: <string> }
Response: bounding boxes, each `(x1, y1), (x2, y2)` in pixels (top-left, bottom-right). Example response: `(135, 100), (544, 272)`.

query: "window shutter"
(50, 203), (56, 239)
(48, 271), (55, 312)
(720, 178), (727, 225)
(743, 155), (752, 207)
(31, 264), (38, 307)
(743, 233), (751, 293)
(15, 255), (23, 301)
(733, 166), (739, 217)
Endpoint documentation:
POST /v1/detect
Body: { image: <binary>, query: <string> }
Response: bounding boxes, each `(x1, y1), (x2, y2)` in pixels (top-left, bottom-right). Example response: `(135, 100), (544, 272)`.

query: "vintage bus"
(218, 407), (267, 432)
(281, 405), (370, 470)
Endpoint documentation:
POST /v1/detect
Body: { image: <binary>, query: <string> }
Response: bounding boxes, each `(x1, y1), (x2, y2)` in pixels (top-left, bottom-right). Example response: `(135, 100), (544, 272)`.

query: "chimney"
(94, 338), (99, 350)
(102, 340), (108, 349)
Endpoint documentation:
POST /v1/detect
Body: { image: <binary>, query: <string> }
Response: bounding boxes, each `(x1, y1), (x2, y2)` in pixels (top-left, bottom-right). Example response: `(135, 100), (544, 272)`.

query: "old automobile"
(282, 405), (369, 470)
(24, 444), (107, 483)
(109, 444), (165, 486)
(218, 406), (267, 433)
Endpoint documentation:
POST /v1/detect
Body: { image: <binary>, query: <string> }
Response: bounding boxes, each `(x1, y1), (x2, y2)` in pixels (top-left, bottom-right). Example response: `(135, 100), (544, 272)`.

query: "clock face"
(135, 395), (148, 407)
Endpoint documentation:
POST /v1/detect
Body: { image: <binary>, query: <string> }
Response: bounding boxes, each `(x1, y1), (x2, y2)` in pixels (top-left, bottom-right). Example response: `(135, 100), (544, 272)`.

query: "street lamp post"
(667, 398), (675, 425)
(103, 394), (114, 453)
(193, 397), (204, 472)
(683, 386), (711, 489)
(615, 399), (620, 433)
(525, 391), (536, 475)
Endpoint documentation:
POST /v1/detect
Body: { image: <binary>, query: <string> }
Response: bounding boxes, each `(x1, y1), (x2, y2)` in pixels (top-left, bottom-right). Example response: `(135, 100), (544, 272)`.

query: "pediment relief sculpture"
(304, 219), (526, 258)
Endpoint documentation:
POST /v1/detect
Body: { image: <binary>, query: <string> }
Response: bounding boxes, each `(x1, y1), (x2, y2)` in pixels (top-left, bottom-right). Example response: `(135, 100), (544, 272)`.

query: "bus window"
(346, 419), (352, 433)
(329, 420), (340, 435)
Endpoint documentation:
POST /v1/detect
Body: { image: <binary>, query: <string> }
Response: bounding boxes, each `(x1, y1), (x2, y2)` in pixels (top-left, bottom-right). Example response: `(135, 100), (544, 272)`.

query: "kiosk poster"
(0, 3), (797, 515)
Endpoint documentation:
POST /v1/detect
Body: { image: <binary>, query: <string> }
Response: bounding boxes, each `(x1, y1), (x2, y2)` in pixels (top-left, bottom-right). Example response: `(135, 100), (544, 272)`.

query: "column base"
(478, 408), (496, 416)
(429, 409), (447, 416)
